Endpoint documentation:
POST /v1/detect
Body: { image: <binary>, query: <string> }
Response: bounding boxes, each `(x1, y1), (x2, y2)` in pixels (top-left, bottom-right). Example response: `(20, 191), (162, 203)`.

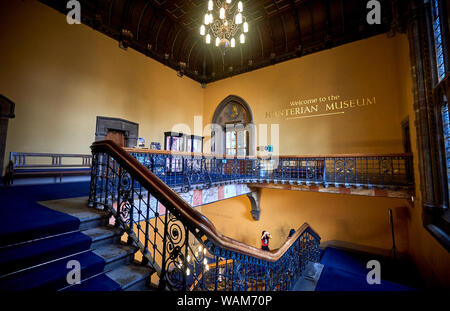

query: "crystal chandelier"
(200, 0), (248, 54)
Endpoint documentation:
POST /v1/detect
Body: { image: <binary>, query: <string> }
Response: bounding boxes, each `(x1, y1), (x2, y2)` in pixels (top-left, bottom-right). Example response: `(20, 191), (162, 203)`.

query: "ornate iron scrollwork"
(164, 214), (188, 291)
(380, 158), (393, 174)
(89, 148), (339, 292)
(118, 170), (133, 222)
(335, 159), (355, 176)
(120, 170), (132, 191)
(233, 261), (245, 291)
(119, 200), (132, 223)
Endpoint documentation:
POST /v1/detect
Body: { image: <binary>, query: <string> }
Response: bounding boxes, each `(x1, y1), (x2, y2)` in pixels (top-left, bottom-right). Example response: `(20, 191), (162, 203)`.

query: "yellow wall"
(201, 33), (450, 287)
(0, 0), (203, 169)
(1, 0), (448, 288)
(201, 34), (413, 251)
(202, 190), (410, 253)
(203, 34), (407, 155)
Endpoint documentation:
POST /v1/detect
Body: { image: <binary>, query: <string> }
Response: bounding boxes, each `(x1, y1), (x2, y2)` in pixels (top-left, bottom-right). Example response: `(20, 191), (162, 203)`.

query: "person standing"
(261, 230), (272, 251)
(287, 229), (295, 239)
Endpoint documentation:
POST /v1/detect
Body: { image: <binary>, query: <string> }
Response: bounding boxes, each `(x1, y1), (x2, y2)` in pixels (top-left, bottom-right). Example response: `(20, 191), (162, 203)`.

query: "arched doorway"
(211, 95), (255, 156)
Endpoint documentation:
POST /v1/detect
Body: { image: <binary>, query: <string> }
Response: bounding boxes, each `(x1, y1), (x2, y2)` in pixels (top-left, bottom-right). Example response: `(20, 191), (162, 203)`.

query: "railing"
(89, 140), (321, 291)
(9, 152), (92, 168)
(125, 148), (414, 192)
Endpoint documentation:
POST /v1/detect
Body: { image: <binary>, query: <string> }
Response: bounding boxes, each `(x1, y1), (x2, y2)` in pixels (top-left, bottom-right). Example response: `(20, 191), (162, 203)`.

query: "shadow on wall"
(201, 189), (412, 253)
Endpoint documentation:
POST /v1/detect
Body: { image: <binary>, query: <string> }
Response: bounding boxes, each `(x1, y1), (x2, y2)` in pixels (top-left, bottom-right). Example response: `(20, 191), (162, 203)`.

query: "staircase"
(0, 197), (156, 291)
(0, 140), (324, 291)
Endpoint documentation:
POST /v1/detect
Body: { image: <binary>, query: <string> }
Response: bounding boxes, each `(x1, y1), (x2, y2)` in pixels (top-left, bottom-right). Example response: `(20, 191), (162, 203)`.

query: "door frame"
(0, 95), (15, 177)
(95, 116), (139, 148)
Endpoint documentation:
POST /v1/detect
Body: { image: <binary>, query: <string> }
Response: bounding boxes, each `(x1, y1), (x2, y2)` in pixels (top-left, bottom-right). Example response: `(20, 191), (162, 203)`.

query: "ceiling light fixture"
(200, 0), (248, 54)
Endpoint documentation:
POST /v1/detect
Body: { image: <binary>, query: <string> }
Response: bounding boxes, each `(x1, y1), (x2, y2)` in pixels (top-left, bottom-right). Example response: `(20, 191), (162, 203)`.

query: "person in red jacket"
(261, 230), (272, 251)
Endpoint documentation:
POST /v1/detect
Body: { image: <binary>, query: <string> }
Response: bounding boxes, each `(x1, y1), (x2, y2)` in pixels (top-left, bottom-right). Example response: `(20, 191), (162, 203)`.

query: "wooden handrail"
(124, 147), (413, 160)
(92, 140), (320, 262)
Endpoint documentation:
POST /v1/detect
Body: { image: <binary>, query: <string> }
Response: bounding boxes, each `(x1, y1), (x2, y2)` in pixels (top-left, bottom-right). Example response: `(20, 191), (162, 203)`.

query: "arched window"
(211, 95), (255, 156)
(431, 0), (450, 209)
(426, 0), (450, 247)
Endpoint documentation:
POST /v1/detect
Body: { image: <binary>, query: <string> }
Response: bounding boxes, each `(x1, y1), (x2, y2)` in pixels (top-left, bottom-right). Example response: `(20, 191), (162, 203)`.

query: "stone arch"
(211, 95), (255, 155)
(212, 95), (253, 125)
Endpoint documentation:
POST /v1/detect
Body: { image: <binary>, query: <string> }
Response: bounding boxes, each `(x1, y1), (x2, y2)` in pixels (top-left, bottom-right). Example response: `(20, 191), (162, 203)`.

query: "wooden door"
(106, 130), (125, 147)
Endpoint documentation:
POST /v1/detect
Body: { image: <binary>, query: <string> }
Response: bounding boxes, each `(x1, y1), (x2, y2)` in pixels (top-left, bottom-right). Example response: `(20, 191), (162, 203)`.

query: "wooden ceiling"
(38, 0), (402, 84)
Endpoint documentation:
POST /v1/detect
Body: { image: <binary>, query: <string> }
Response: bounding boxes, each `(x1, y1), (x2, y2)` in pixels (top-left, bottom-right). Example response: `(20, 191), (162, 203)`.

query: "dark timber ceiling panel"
(37, 0), (403, 84)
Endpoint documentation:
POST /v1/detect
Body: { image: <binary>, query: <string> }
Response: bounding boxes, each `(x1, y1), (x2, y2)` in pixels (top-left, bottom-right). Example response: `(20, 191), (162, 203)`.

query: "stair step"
(93, 243), (136, 271)
(41, 197), (111, 230)
(0, 251), (105, 291)
(4, 195), (158, 292)
(82, 226), (122, 249)
(62, 273), (122, 291)
(0, 203), (81, 247)
(0, 231), (91, 277)
(106, 264), (155, 291)
(291, 262), (324, 291)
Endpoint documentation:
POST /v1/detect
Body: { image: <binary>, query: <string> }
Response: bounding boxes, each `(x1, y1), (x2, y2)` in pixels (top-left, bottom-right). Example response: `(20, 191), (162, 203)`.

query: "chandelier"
(200, 0), (248, 54)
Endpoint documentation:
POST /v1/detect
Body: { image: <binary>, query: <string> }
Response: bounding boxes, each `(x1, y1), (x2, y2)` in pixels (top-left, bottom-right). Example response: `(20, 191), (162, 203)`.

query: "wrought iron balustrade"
(89, 140), (321, 291)
(127, 148), (414, 191)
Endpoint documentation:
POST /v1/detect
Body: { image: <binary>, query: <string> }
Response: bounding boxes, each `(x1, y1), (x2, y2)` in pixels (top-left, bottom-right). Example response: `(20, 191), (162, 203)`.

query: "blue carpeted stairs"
(1, 182), (422, 291)
(0, 182), (122, 291)
(0, 182), (90, 245)
(316, 247), (419, 291)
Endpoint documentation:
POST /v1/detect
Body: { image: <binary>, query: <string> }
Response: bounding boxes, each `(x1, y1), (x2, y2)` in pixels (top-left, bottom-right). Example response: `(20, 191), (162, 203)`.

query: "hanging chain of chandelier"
(200, 0), (249, 54)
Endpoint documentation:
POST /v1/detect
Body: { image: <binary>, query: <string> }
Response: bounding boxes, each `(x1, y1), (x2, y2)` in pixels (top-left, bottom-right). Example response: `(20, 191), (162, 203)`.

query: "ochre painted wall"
(203, 34), (407, 155)
(1, 0), (448, 288)
(201, 190), (410, 254)
(201, 33), (450, 287)
(0, 0), (203, 170)
(201, 34), (413, 251)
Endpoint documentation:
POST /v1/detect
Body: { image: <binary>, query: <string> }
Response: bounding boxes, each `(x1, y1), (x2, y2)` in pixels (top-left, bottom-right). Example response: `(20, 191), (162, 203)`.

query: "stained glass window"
(441, 97), (450, 199)
(432, 0), (445, 81)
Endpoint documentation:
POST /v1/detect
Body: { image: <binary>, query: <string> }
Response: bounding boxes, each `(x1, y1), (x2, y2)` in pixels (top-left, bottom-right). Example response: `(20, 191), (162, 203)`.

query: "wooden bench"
(4, 152), (92, 185)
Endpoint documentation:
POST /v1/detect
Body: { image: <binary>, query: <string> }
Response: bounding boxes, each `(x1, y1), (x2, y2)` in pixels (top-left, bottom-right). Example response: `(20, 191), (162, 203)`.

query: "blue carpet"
(0, 232), (92, 276)
(0, 182), (90, 246)
(0, 181), (91, 203)
(0, 181), (122, 291)
(0, 251), (105, 291)
(316, 247), (415, 291)
(319, 247), (377, 276)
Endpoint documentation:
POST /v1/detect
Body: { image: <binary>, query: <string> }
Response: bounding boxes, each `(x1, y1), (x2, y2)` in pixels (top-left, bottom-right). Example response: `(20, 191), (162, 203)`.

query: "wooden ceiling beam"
(36, 0), (393, 84)
(136, 1), (151, 41)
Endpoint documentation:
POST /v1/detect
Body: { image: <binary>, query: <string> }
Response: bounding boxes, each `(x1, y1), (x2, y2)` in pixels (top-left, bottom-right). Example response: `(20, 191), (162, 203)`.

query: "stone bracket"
(247, 188), (261, 221)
